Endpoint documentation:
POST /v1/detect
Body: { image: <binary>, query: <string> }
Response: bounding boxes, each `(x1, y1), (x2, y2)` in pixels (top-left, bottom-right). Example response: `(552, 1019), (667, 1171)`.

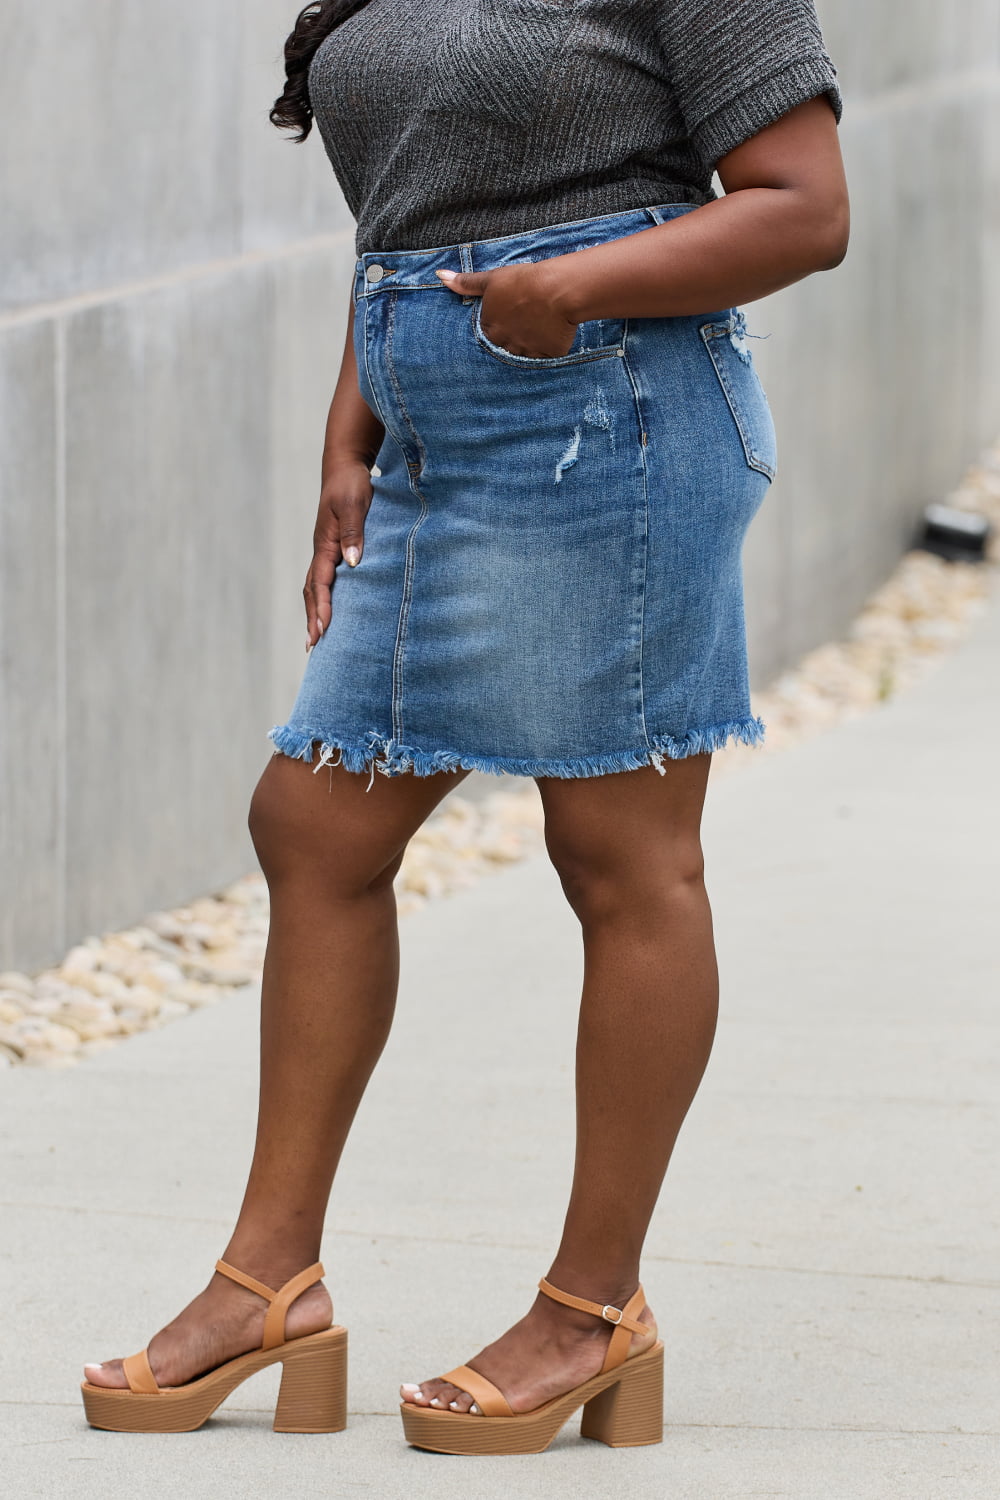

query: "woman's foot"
(83, 1268), (333, 1390)
(399, 1284), (657, 1414)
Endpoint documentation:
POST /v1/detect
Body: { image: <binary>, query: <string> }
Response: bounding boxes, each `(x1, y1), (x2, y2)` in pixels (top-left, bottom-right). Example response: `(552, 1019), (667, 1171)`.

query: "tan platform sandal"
(81, 1259), (348, 1434)
(400, 1278), (663, 1455)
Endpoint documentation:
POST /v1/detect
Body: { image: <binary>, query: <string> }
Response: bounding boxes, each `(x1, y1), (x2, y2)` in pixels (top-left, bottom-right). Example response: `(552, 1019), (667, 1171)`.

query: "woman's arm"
(437, 97), (849, 358)
(304, 294), (385, 649)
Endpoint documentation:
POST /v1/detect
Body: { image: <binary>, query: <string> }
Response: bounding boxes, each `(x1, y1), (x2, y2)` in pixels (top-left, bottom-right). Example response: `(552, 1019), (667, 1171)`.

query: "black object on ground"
(917, 504), (991, 562)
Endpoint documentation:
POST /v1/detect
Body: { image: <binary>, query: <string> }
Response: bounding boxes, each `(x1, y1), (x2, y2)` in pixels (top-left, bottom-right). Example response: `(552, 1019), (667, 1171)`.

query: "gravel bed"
(3, 447), (998, 1070)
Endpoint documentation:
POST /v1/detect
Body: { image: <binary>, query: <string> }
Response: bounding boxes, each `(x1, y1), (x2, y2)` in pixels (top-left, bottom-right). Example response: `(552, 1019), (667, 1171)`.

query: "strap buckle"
(602, 1304), (624, 1325)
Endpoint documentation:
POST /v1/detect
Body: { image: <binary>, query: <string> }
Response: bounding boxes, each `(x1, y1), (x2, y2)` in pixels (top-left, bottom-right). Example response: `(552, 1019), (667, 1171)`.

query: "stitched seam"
(383, 292), (429, 742)
(392, 482), (429, 745)
(618, 323), (652, 746)
(384, 292), (428, 467)
(358, 288), (392, 438)
(362, 281), (450, 295)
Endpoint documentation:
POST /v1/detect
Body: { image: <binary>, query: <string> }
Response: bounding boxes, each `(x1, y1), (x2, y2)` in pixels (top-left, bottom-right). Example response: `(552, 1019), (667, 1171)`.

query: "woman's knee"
(247, 757), (296, 873)
(545, 820), (706, 925)
(247, 752), (402, 897)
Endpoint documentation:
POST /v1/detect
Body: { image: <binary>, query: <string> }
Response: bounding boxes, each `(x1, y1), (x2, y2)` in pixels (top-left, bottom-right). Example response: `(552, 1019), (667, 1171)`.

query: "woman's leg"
(85, 750), (468, 1388)
(407, 756), (716, 1413)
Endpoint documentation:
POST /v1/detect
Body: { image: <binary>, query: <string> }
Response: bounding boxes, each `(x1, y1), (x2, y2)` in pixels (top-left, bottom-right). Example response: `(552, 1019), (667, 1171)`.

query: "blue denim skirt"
(269, 203), (776, 780)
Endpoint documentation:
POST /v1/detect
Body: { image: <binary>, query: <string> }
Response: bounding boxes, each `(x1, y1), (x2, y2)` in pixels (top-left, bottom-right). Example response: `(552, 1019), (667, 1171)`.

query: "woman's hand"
(436, 262), (578, 359)
(304, 458), (373, 652)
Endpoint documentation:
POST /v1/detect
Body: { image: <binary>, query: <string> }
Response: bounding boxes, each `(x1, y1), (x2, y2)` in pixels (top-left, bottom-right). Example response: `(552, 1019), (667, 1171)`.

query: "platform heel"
(274, 1327), (348, 1432)
(400, 1276), (663, 1455)
(580, 1342), (664, 1446)
(82, 1259), (348, 1434)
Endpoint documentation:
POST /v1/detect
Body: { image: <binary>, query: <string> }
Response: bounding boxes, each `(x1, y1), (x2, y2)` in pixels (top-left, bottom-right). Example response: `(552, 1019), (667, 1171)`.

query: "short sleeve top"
(309, 0), (842, 255)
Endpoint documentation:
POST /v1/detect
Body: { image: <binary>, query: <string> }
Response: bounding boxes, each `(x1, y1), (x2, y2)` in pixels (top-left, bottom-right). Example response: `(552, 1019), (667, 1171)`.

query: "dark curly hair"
(270, 1), (374, 142)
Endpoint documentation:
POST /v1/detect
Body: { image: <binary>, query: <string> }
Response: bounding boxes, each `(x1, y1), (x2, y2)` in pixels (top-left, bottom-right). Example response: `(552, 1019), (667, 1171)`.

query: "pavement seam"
(3, 1402), (997, 1438)
(4, 1202), (996, 1290)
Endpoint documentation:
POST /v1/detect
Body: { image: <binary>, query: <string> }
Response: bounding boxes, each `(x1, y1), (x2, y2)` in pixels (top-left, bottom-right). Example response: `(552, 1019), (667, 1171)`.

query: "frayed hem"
(267, 717), (766, 785)
(649, 717), (767, 761)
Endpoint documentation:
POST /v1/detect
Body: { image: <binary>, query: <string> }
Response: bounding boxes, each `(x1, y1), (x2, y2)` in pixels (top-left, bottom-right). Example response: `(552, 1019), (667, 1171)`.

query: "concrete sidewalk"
(3, 597), (998, 1499)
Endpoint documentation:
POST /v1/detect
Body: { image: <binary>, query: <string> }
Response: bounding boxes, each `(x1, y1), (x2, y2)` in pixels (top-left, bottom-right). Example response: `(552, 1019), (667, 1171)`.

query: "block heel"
(274, 1327), (348, 1433)
(580, 1343), (664, 1446)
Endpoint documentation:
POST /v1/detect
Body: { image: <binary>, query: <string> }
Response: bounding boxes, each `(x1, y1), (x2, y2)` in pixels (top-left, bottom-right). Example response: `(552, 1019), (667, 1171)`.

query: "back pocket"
(700, 314), (777, 479)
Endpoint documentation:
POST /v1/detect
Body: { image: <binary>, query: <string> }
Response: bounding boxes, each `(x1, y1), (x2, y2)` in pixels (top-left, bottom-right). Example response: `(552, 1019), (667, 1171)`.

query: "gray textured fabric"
(309, 0), (842, 255)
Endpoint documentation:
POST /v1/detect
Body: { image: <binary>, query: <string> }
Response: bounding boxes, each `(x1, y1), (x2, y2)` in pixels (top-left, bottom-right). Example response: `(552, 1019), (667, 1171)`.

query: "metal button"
(366, 263), (385, 283)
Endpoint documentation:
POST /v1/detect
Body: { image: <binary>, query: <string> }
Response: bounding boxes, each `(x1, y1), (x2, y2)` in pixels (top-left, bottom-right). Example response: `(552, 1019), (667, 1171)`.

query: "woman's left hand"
(436, 262), (578, 359)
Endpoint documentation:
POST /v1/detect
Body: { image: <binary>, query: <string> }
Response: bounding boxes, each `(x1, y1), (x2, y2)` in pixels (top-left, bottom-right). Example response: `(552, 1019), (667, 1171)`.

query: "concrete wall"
(0, 2), (357, 968)
(746, 0), (1000, 675)
(2, 1), (998, 969)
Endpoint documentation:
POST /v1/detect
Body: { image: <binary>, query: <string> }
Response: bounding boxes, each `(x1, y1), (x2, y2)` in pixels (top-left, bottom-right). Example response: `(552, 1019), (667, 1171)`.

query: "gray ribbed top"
(309, 0), (842, 256)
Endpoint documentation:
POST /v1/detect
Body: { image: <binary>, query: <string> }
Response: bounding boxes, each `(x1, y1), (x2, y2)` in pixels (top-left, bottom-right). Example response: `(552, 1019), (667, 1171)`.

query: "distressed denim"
(269, 202), (776, 780)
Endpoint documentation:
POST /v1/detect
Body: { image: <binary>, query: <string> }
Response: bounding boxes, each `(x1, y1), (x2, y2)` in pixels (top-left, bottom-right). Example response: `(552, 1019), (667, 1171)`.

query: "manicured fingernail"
(345, 546), (361, 567)
(305, 636), (312, 653)
(437, 269), (456, 281)
(316, 618), (325, 635)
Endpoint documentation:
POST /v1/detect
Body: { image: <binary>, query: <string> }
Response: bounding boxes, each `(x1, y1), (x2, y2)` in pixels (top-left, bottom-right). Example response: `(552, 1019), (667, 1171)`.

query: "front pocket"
(473, 300), (627, 368)
(700, 316), (777, 480)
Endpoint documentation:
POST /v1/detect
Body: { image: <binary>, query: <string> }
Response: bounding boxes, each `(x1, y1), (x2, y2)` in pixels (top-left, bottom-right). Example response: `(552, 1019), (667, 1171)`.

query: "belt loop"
(645, 205), (665, 227)
(459, 243), (475, 304)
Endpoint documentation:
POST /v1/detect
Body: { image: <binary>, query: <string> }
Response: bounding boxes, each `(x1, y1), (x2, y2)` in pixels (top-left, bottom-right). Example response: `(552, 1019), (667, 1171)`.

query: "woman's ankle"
(543, 1259), (641, 1308)
(220, 1232), (324, 1287)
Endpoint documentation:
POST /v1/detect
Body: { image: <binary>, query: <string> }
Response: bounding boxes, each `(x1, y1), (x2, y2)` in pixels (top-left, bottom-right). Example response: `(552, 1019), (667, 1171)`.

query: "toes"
(399, 1378), (481, 1413)
(400, 1379), (434, 1406)
(83, 1360), (128, 1390)
(428, 1381), (462, 1410)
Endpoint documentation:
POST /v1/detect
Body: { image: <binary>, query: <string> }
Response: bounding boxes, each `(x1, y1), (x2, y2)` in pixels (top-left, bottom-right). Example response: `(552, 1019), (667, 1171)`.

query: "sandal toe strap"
(122, 1348), (160, 1394)
(439, 1364), (513, 1417)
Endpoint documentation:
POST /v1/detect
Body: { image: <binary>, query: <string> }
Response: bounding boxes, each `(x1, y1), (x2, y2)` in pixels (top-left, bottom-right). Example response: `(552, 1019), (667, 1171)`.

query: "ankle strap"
(538, 1278), (650, 1334)
(538, 1278), (652, 1373)
(215, 1259), (325, 1351)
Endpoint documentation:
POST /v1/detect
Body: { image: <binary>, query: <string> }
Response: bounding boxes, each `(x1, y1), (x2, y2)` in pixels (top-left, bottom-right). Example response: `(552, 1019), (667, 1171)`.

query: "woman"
(81, 0), (848, 1456)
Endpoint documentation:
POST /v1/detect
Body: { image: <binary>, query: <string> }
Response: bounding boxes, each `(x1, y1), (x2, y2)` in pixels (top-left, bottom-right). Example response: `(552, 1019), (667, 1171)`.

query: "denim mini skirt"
(269, 202), (776, 781)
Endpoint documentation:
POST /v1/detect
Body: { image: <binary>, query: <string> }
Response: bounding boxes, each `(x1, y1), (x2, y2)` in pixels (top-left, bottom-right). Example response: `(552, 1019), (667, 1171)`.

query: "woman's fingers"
(305, 462), (375, 650)
(337, 491), (368, 570)
(304, 541), (339, 651)
(436, 268), (490, 297)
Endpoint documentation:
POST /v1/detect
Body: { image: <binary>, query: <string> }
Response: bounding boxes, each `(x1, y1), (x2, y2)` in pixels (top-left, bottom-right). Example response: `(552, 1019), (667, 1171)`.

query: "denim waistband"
(354, 201), (699, 296)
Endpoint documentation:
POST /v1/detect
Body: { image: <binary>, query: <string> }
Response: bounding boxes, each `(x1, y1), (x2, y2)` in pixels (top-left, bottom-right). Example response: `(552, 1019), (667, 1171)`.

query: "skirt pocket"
(472, 298), (627, 368)
(699, 315), (777, 480)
